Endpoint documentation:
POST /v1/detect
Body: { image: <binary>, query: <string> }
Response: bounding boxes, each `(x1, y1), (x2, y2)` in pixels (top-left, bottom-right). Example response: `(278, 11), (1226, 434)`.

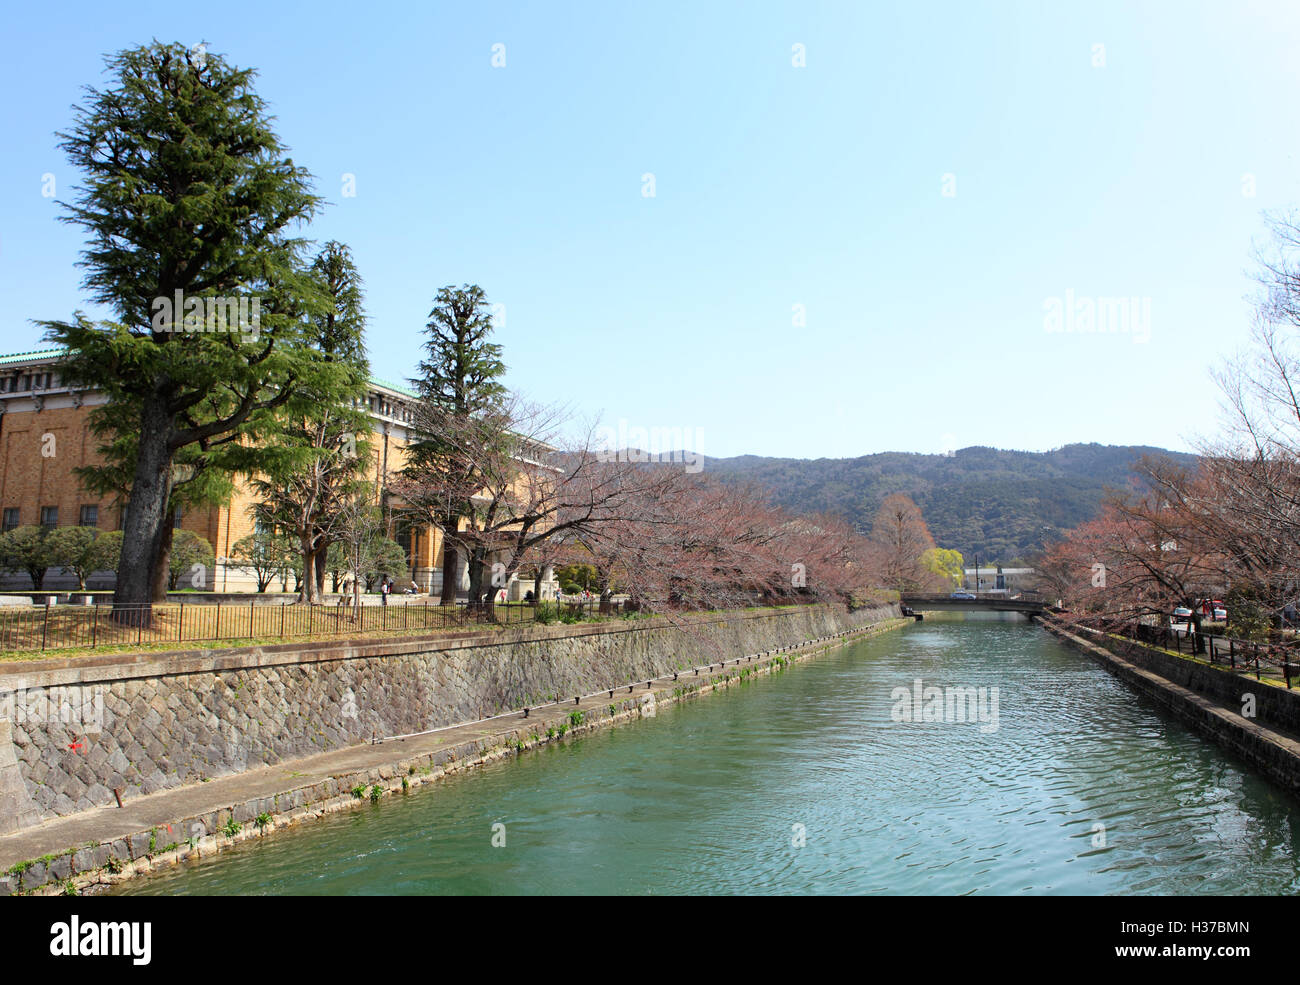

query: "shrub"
(86, 530), (124, 580)
(1225, 585), (1271, 642)
(44, 526), (100, 590)
(0, 526), (54, 589)
(229, 531), (295, 593)
(169, 530), (215, 590)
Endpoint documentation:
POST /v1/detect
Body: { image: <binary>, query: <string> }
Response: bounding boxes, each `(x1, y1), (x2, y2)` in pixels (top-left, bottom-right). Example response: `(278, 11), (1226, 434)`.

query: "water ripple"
(116, 617), (1300, 895)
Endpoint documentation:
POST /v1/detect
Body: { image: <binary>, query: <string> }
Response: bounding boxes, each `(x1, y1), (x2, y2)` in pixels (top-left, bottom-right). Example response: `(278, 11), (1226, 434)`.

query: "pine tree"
(404, 285), (508, 603)
(40, 42), (341, 621)
(251, 242), (373, 604)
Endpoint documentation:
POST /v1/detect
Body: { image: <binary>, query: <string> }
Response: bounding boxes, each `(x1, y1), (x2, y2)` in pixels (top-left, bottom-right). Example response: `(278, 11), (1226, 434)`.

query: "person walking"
(381, 578), (391, 606)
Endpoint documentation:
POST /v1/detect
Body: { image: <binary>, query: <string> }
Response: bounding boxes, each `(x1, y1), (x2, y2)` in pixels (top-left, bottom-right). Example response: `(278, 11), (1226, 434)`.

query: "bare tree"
(869, 494), (937, 593)
(332, 491), (387, 616)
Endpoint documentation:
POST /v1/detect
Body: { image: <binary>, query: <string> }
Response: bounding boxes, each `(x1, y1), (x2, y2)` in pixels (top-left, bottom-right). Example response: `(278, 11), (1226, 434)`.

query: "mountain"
(704, 443), (1197, 563)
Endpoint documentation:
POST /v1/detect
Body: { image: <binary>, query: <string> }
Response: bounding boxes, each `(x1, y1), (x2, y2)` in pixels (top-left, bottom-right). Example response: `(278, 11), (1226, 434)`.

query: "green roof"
(0, 348), (63, 366)
(0, 347), (415, 398)
(370, 376), (418, 399)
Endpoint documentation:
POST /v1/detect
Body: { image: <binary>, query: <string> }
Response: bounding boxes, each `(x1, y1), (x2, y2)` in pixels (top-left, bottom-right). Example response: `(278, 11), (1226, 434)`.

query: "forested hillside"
(705, 443), (1196, 563)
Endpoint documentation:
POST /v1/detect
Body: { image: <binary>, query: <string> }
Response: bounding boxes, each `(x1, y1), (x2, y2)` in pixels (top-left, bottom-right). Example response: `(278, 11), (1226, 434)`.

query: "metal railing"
(902, 591), (1046, 605)
(0, 596), (635, 656)
(1078, 617), (1300, 688)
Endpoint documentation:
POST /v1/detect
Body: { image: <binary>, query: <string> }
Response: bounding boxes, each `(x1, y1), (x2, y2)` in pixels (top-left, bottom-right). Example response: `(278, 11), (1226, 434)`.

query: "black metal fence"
(0, 597), (627, 655)
(1081, 617), (1300, 688)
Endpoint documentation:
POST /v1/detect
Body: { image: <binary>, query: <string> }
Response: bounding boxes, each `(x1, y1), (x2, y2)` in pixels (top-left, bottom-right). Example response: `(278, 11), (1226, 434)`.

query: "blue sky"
(4, 1), (1300, 459)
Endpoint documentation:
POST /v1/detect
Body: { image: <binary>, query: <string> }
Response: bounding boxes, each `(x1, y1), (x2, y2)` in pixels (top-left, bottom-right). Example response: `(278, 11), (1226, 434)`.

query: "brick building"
(0, 348), (556, 598)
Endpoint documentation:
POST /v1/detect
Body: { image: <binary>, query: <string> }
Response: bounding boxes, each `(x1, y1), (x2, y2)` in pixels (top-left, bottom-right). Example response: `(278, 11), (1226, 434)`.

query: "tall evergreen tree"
(404, 285), (507, 603)
(251, 241), (372, 604)
(70, 398), (236, 600)
(40, 42), (341, 620)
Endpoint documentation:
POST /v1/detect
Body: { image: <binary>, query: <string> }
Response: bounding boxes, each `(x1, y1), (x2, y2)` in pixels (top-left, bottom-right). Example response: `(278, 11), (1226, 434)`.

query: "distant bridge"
(900, 593), (1048, 616)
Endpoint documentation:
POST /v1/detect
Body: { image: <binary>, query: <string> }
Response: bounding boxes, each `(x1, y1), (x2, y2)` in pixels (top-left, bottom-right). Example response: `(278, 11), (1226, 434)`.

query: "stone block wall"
(0, 603), (892, 831)
(1043, 616), (1300, 795)
(1059, 619), (1300, 733)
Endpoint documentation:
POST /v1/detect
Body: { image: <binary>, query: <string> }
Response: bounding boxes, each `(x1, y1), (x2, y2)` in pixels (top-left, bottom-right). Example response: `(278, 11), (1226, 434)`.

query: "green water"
(115, 618), (1300, 895)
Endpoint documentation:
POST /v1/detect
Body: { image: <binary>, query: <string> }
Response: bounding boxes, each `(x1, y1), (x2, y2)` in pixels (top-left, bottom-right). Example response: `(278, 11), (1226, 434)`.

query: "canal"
(114, 617), (1300, 895)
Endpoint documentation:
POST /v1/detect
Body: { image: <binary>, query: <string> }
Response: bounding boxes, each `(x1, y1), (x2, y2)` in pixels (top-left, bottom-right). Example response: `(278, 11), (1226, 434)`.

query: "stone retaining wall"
(0, 604), (891, 832)
(1042, 616), (1300, 795)
(1050, 618), (1300, 733)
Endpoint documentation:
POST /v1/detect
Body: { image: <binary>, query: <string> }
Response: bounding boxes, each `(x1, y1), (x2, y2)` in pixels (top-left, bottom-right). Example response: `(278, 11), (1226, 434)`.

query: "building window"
(173, 505), (184, 529)
(79, 505), (99, 527)
(40, 506), (58, 529)
(1, 508), (18, 532)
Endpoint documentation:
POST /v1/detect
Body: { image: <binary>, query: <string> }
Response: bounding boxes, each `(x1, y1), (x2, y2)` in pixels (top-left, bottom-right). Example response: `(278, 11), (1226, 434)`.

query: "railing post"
(41, 600), (49, 651)
(179, 602), (184, 643)
(215, 600), (221, 642)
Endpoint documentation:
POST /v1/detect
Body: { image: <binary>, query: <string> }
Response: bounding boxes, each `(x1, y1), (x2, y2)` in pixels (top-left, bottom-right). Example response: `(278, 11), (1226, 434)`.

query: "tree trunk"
(467, 547), (487, 606)
(296, 536), (320, 605)
(314, 546), (327, 599)
(1192, 609), (1206, 654)
(440, 542), (458, 605)
(113, 401), (175, 625)
(151, 520), (174, 601)
(351, 554), (362, 617)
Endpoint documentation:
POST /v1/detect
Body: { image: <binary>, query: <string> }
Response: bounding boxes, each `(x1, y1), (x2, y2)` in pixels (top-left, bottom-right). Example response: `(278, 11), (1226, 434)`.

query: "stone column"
(413, 523), (436, 593)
